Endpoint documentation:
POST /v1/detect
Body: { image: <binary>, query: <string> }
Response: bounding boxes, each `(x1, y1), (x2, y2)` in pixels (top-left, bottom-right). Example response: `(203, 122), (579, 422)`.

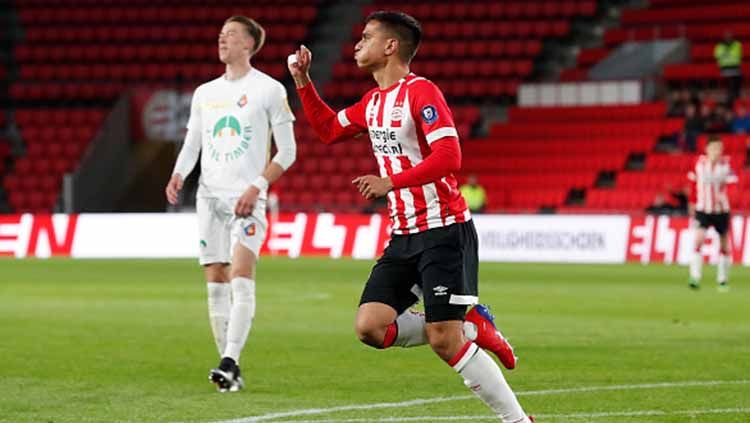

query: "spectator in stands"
(732, 104), (750, 133)
(680, 103), (704, 151)
(645, 193), (674, 215)
(667, 88), (697, 117)
(459, 174), (487, 213)
(703, 103), (731, 134)
(715, 31), (743, 106)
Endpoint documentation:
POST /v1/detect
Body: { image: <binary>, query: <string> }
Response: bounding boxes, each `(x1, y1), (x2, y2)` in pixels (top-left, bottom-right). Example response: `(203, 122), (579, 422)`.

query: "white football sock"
(390, 311), (483, 348)
(690, 250), (703, 280)
(452, 342), (529, 423)
(206, 282), (231, 355)
(717, 254), (731, 283)
(223, 277), (256, 363)
(393, 310), (428, 347)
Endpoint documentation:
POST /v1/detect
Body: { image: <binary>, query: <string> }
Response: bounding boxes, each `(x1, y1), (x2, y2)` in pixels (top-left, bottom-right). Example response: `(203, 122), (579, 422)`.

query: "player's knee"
(354, 318), (384, 348)
(229, 269), (253, 280)
(204, 264), (229, 282)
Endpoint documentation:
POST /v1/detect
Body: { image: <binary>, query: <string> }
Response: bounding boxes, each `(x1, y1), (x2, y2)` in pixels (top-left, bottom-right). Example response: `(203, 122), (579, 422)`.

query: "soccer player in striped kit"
(288, 11), (532, 423)
(687, 135), (739, 292)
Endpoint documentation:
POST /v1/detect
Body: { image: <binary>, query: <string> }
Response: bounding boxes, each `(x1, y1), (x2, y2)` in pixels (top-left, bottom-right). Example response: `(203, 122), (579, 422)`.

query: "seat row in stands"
(363, 1), (597, 20)
(489, 119), (683, 139)
(25, 25), (308, 43)
(18, 6), (317, 24)
(507, 103), (667, 122)
(16, 43), (298, 64)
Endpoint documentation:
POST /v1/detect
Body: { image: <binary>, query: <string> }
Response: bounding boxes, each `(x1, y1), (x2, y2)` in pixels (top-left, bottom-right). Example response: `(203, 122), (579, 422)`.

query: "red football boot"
(465, 304), (517, 370)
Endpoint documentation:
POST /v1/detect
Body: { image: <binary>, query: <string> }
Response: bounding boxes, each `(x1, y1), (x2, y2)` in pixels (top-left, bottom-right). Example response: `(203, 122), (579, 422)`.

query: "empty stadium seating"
(11, 3), (316, 102)
(2, 109), (107, 213)
(325, 1), (597, 103)
(564, 1), (750, 85)
(453, 102), (737, 213)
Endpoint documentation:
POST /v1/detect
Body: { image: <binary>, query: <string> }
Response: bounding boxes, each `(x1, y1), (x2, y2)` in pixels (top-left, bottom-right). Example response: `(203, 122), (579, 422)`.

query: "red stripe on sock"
(447, 341), (473, 367)
(381, 323), (398, 349)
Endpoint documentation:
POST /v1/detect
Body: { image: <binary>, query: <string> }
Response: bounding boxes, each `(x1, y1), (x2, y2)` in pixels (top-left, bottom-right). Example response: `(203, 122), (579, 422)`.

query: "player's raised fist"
(288, 45), (312, 87)
(165, 173), (184, 205)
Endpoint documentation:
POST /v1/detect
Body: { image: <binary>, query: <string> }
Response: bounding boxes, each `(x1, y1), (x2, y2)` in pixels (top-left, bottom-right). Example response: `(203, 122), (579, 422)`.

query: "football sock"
(717, 254), (731, 283)
(207, 282), (231, 355)
(223, 277), (256, 363)
(449, 341), (529, 423)
(690, 248), (703, 280)
(387, 310), (429, 348)
(384, 310), (485, 349)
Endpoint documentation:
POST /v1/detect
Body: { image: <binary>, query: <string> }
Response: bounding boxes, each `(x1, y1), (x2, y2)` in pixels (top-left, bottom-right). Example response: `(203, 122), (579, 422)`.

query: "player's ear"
(384, 38), (399, 57)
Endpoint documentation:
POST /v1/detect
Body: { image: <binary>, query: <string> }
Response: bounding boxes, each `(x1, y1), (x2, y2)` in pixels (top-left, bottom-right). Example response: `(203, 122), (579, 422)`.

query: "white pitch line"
(210, 379), (750, 423)
(254, 408), (750, 423)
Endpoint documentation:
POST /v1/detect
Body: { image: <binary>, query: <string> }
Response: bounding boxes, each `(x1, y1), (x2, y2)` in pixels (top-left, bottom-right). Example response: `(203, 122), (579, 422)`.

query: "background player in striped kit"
(289, 10), (532, 423)
(687, 135), (738, 291)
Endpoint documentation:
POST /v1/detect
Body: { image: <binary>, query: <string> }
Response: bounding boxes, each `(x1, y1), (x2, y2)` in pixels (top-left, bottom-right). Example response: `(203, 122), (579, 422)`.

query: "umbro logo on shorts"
(433, 285), (449, 296)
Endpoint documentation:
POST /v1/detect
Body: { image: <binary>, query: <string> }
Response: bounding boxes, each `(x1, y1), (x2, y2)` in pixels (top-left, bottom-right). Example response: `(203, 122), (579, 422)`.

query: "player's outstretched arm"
(288, 45), (366, 144)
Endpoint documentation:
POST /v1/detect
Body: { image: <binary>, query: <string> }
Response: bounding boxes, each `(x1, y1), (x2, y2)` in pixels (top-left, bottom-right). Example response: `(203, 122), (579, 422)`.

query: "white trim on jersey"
(406, 76), (427, 86)
(389, 157), (418, 232)
(426, 127), (458, 144)
(337, 109), (351, 127)
(449, 294), (479, 306)
(422, 182), (444, 230)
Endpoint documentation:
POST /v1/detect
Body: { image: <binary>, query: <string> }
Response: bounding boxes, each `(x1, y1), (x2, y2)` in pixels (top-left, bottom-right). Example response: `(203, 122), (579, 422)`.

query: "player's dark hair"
(225, 15), (266, 55)
(706, 135), (723, 145)
(365, 11), (422, 63)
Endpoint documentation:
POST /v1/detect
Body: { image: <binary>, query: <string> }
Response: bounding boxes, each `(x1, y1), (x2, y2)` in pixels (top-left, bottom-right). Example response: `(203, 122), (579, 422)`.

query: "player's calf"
(425, 321), (466, 361)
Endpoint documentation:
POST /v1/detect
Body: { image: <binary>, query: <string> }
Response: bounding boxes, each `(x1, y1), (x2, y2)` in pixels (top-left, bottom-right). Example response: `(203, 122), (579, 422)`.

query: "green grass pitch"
(0, 258), (748, 423)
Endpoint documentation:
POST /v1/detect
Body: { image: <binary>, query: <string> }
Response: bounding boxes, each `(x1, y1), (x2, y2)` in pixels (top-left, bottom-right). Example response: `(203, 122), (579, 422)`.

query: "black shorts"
(359, 220), (479, 323)
(695, 212), (730, 235)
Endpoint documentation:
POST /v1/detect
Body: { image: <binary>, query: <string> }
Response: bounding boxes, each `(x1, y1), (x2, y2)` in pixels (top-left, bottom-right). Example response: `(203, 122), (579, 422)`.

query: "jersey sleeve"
(408, 80), (458, 145)
(297, 82), (368, 144)
(173, 87), (203, 177)
(185, 86), (202, 133)
(268, 82), (295, 126)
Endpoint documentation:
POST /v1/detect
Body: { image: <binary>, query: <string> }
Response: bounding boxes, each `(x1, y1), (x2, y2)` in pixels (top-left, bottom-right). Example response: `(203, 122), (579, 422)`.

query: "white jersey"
(178, 68), (295, 200)
(688, 155), (738, 214)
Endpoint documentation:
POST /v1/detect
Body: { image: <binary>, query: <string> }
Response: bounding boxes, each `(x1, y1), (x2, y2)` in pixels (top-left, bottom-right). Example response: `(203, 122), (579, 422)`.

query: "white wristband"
(251, 176), (269, 192)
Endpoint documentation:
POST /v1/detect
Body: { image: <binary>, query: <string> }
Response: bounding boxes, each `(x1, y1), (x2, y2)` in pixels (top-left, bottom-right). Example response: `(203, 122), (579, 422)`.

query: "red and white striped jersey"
(687, 155), (738, 214)
(337, 73), (470, 235)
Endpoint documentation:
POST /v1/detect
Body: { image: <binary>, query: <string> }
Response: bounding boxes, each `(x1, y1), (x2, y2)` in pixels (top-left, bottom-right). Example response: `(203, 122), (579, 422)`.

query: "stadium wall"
(0, 213), (748, 266)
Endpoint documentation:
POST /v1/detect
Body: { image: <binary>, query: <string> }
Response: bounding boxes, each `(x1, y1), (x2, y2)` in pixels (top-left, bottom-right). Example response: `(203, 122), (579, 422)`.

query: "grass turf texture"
(0, 258), (748, 423)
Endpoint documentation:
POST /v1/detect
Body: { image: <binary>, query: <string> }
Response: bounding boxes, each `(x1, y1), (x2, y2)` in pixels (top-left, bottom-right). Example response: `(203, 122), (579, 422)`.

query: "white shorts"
(197, 196), (268, 265)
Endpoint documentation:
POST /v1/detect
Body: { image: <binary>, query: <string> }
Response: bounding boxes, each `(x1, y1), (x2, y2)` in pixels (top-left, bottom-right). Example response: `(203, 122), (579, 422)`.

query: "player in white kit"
(165, 16), (296, 391)
(687, 135), (738, 292)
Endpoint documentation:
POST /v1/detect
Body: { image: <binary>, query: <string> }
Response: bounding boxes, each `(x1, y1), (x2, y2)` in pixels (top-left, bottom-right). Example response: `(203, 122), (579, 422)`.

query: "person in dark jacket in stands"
(680, 103), (704, 152)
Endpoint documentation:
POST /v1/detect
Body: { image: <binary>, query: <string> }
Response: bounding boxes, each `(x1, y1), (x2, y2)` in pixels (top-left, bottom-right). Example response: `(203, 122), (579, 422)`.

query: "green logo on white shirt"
(207, 114), (252, 163)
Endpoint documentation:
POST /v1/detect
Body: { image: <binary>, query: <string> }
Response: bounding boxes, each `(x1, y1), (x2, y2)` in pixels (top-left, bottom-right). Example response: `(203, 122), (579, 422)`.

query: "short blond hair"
(225, 15), (266, 55)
